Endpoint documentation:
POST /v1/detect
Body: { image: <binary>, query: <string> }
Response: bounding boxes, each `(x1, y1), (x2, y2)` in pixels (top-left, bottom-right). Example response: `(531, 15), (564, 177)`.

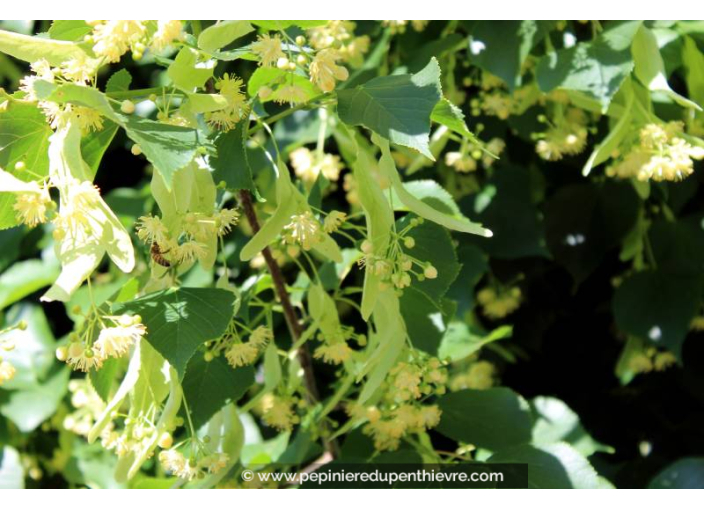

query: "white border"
(0, 7), (702, 21)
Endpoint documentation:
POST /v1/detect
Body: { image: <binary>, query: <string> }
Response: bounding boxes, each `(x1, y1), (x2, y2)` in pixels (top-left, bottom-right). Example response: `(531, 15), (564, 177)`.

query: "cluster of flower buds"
(359, 217), (438, 292)
(348, 355), (447, 451)
(204, 322), (273, 369)
(0, 320), (27, 386)
(477, 285), (522, 319)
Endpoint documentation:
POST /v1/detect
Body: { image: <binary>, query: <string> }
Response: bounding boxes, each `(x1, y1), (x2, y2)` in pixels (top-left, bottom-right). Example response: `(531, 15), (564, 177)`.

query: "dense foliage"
(1, 20), (704, 489)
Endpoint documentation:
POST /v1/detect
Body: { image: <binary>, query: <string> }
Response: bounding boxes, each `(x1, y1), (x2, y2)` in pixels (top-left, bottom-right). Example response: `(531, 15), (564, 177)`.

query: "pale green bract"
(41, 120), (134, 302)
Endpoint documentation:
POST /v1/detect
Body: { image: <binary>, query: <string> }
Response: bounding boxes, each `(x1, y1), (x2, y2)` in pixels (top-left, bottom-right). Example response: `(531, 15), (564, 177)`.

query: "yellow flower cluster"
(535, 109), (589, 161)
(136, 208), (239, 267)
(159, 449), (229, 480)
(206, 74), (249, 131)
(628, 348), (677, 374)
(690, 315), (704, 331)
(88, 20), (184, 63)
(289, 147), (345, 184)
(381, 21), (429, 35)
(445, 138), (506, 173)
(58, 314), (146, 372)
(19, 59), (103, 133)
(307, 21), (370, 66)
(282, 211), (324, 252)
(259, 394), (300, 431)
(607, 122), (704, 182)
(62, 379), (106, 437)
(313, 323), (364, 366)
(251, 34), (285, 67)
(449, 360), (497, 391)
(477, 286), (522, 319)
(309, 49), (349, 93)
(349, 356), (446, 451)
(225, 326), (272, 368)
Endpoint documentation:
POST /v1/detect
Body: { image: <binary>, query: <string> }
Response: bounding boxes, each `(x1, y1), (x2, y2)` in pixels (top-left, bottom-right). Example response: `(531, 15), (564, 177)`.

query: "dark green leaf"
(613, 269), (701, 358)
(0, 101), (52, 230)
(544, 181), (640, 283)
(537, 21), (642, 109)
(181, 354), (254, 429)
(469, 21), (552, 91)
(649, 458), (704, 489)
(489, 443), (603, 489)
(437, 388), (532, 451)
(112, 288), (236, 376)
(210, 122), (255, 191)
(338, 58), (442, 159)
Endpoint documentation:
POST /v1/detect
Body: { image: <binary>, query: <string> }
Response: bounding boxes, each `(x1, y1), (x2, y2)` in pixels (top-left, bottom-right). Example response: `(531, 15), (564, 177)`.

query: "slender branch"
(238, 189), (339, 457)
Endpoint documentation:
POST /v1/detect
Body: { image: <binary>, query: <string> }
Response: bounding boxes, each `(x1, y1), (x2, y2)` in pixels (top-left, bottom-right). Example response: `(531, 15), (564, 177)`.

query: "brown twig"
(238, 189), (339, 457)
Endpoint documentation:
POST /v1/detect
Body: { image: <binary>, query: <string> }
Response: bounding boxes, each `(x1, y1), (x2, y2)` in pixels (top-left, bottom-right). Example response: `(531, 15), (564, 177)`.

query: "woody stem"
(238, 189), (339, 458)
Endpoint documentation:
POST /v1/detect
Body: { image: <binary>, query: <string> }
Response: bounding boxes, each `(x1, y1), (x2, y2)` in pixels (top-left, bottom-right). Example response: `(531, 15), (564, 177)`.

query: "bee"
(150, 242), (171, 267)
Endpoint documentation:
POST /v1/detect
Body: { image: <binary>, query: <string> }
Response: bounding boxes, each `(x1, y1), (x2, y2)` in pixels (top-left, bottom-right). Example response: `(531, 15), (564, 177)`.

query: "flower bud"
(157, 432), (173, 449)
(120, 100), (136, 114)
(424, 265), (438, 279)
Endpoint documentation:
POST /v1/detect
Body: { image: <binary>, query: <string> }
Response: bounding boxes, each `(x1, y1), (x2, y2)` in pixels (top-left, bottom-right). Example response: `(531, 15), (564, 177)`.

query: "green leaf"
(122, 116), (203, 188)
(438, 323), (512, 362)
(358, 290), (407, 404)
(583, 80), (635, 176)
(263, 341), (282, 391)
(0, 447), (23, 488)
(250, 21), (327, 30)
(350, 134), (394, 320)
(0, 101), (53, 230)
(0, 259), (60, 310)
(82, 69), (131, 176)
(632, 26), (701, 110)
(375, 135), (492, 237)
(613, 269), (701, 358)
(395, 217), (460, 303)
(463, 165), (547, 259)
(489, 443), (604, 489)
(181, 354), (254, 429)
(468, 21), (552, 91)
(436, 388), (532, 451)
(649, 458), (704, 488)
(247, 67), (319, 104)
(0, 28), (87, 66)
(105, 69), (133, 93)
(167, 47), (215, 92)
(48, 20), (93, 42)
(399, 287), (451, 355)
(338, 58), (442, 160)
(648, 215), (704, 275)
(537, 21), (642, 110)
(88, 357), (121, 403)
(113, 288), (236, 376)
(198, 21), (254, 53)
(0, 367), (69, 432)
(531, 396), (613, 457)
(544, 181), (640, 283)
(446, 243), (488, 316)
(431, 98), (482, 145)
(210, 122), (255, 191)
(33, 81), (202, 188)
(0, 304), (58, 388)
